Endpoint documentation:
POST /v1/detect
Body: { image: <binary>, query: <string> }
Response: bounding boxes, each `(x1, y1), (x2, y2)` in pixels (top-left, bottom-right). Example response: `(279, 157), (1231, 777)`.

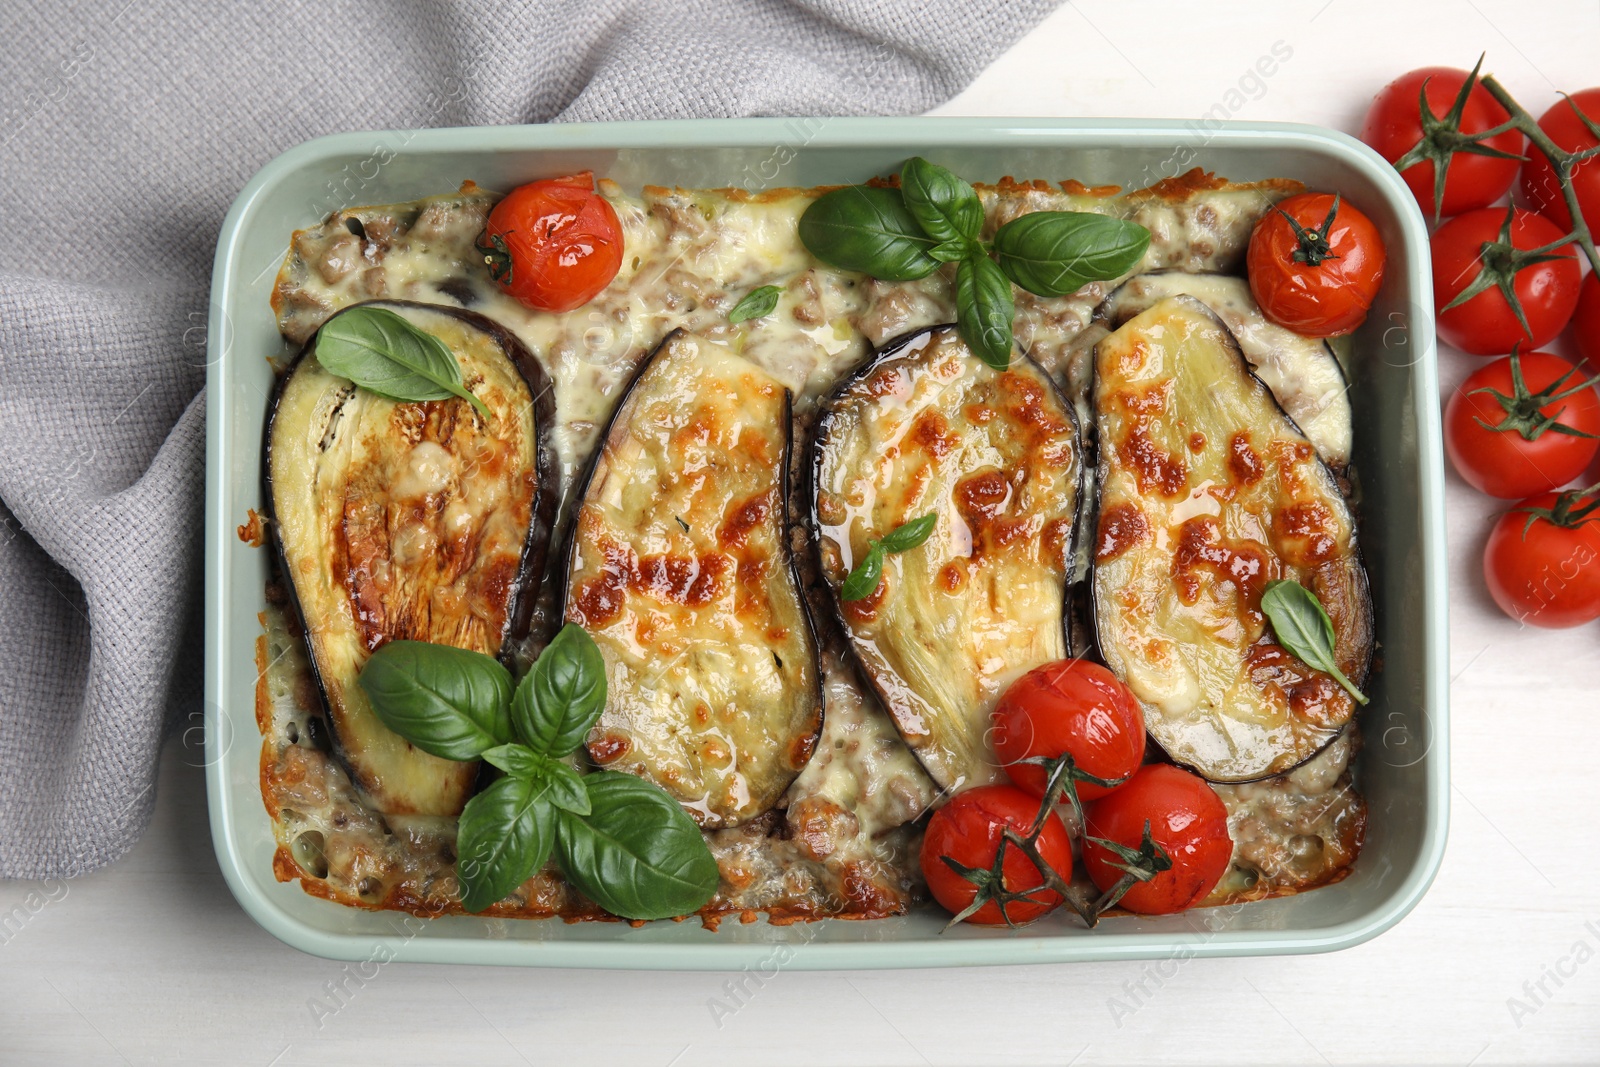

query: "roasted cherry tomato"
(1431, 207), (1580, 356)
(991, 659), (1145, 802)
(1445, 350), (1600, 498)
(477, 172), (623, 313)
(1484, 487), (1600, 628)
(1521, 88), (1600, 235)
(1247, 192), (1386, 337)
(920, 785), (1073, 926)
(1082, 764), (1231, 916)
(1574, 273), (1600, 368)
(1360, 65), (1523, 219)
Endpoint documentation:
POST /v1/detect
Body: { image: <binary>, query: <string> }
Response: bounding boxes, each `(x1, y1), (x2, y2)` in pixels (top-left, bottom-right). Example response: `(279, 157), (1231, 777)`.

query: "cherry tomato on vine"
(1520, 88), (1600, 235)
(1359, 64), (1524, 219)
(1247, 192), (1386, 337)
(1082, 765), (1231, 916)
(1445, 350), (1600, 498)
(477, 172), (624, 313)
(990, 659), (1144, 802)
(1484, 487), (1600, 628)
(1573, 272), (1600, 368)
(919, 785), (1073, 926)
(1431, 207), (1580, 355)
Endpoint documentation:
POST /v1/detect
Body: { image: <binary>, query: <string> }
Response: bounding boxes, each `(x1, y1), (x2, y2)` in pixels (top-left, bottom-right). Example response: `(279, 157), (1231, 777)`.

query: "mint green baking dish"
(204, 117), (1448, 968)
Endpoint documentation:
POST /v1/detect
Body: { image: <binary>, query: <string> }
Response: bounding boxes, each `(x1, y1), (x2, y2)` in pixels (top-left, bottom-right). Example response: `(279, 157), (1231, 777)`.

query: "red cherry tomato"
(1445, 350), (1600, 498)
(1082, 765), (1231, 915)
(1247, 192), (1386, 337)
(1521, 88), (1600, 234)
(477, 172), (623, 313)
(1360, 66), (1523, 218)
(1574, 273), (1600, 368)
(990, 659), (1145, 802)
(919, 785), (1073, 926)
(1431, 208), (1580, 355)
(1484, 489), (1600, 628)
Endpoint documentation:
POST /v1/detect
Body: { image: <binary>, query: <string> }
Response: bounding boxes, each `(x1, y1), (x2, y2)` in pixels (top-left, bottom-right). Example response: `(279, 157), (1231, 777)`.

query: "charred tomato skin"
(991, 659), (1145, 801)
(479, 171), (624, 313)
(1247, 192), (1386, 337)
(1484, 492), (1600, 628)
(1520, 88), (1600, 234)
(920, 785), (1073, 926)
(1444, 351), (1600, 499)
(1359, 66), (1523, 217)
(1431, 208), (1581, 356)
(1082, 764), (1232, 915)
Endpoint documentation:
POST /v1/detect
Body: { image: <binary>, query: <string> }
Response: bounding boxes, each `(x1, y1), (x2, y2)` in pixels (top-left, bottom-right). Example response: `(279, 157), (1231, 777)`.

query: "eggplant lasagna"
(256, 168), (1368, 923)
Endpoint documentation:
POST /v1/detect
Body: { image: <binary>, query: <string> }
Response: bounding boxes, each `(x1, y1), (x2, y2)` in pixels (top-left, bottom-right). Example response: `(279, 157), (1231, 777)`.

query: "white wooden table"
(5, 2), (1599, 1062)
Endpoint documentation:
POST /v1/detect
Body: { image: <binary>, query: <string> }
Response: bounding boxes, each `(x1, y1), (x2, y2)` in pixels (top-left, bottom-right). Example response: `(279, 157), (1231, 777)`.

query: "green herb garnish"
(359, 625), (719, 918)
(1259, 579), (1369, 705)
(840, 512), (937, 602)
(727, 284), (784, 324)
(314, 305), (491, 420)
(799, 158), (1150, 370)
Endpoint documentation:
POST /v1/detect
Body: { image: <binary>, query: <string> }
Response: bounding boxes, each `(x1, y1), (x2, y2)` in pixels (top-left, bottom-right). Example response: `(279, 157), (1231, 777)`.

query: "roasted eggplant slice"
(1091, 296), (1372, 783)
(564, 329), (822, 829)
(811, 326), (1080, 791)
(1096, 272), (1353, 469)
(267, 300), (555, 816)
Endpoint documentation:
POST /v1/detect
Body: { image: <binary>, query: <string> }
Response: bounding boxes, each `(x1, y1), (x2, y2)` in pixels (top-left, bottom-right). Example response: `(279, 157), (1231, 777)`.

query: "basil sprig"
(1259, 580), (1369, 705)
(358, 624), (719, 918)
(840, 512), (937, 601)
(315, 305), (491, 420)
(727, 284), (783, 324)
(799, 158), (1151, 370)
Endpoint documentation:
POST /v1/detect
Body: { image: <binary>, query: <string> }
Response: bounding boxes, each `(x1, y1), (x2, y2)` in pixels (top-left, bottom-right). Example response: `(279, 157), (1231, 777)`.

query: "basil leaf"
(511, 623), (607, 758)
(798, 186), (941, 281)
(480, 745), (592, 816)
(555, 772), (719, 920)
(927, 239), (971, 263)
(455, 775), (555, 913)
(315, 305), (491, 420)
(839, 542), (885, 602)
(878, 512), (938, 553)
(358, 641), (513, 761)
(900, 156), (984, 248)
(956, 252), (1015, 370)
(992, 211), (1151, 298)
(727, 284), (783, 325)
(1260, 580), (1369, 705)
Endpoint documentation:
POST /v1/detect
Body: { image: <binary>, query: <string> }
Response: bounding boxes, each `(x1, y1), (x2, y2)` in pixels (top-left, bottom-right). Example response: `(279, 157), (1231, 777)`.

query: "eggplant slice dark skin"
(810, 325), (1081, 793)
(266, 299), (556, 816)
(563, 329), (823, 830)
(1090, 295), (1373, 784)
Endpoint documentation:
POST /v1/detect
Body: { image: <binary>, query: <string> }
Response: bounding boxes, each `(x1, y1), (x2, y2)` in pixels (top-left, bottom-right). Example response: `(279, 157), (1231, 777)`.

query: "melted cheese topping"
(269, 304), (539, 814)
(813, 328), (1078, 791)
(1092, 297), (1371, 782)
(565, 331), (820, 828)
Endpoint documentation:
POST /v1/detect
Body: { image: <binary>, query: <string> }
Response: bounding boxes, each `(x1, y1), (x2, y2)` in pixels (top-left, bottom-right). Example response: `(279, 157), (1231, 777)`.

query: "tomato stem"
(1439, 206), (1575, 342)
(1479, 73), (1600, 276)
(1514, 481), (1600, 537)
(1391, 55), (1529, 223)
(1273, 194), (1342, 267)
(1468, 347), (1600, 442)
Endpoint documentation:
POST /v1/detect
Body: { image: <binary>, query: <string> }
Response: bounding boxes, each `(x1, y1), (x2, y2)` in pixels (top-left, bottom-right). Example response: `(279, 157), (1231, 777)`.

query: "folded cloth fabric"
(0, 0), (1059, 878)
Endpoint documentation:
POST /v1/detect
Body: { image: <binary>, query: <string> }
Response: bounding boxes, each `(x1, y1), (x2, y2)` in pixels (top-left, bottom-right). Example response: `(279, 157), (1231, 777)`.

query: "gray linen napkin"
(0, 0), (1059, 878)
